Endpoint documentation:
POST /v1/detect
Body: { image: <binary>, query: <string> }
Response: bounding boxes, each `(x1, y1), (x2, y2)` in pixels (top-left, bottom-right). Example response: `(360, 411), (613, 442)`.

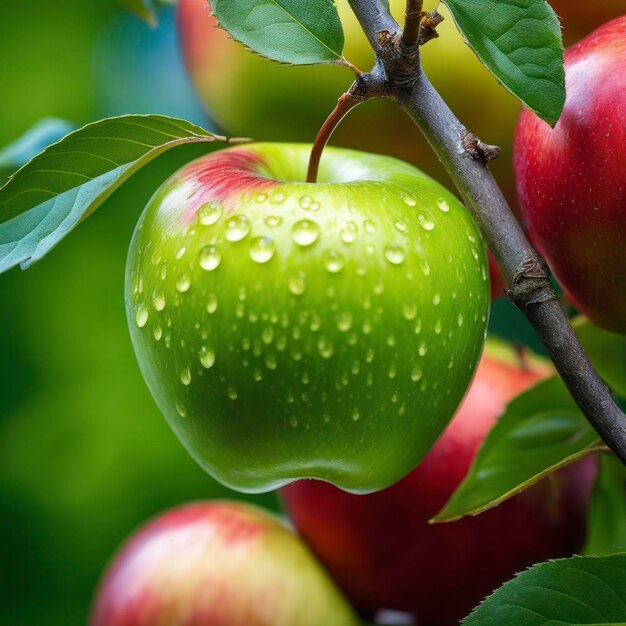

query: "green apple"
(125, 143), (490, 494)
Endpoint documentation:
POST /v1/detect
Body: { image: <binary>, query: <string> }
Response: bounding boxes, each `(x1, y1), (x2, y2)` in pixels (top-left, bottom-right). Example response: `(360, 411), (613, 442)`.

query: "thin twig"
(334, 57), (363, 76)
(401, 0), (424, 48)
(346, 0), (626, 464)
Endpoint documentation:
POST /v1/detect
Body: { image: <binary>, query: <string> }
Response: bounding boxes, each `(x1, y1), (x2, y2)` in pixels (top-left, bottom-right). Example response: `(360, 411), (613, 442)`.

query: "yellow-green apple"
(89, 501), (361, 626)
(514, 17), (626, 332)
(125, 142), (490, 494)
(280, 341), (597, 625)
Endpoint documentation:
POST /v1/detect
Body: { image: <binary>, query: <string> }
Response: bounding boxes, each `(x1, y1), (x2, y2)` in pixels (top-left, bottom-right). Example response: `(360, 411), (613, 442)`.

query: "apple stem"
(346, 0), (626, 464)
(306, 91), (367, 184)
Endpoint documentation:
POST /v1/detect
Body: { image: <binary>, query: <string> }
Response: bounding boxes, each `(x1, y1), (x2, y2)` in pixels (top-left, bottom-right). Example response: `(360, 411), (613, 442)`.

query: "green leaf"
(442, 0), (566, 126)
(462, 553), (626, 625)
(433, 377), (604, 522)
(209, 0), (344, 65)
(585, 455), (626, 557)
(0, 115), (234, 274)
(575, 319), (626, 400)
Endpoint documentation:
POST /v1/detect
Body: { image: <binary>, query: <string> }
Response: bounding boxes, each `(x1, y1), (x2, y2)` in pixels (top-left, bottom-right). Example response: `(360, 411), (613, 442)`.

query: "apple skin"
(280, 341), (597, 625)
(89, 501), (361, 626)
(514, 17), (626, 333)
(125, 143), (490, 495)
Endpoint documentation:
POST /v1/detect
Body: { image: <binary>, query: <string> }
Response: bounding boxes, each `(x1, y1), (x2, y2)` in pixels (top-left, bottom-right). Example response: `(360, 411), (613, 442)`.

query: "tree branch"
(346, 0), (626, 463)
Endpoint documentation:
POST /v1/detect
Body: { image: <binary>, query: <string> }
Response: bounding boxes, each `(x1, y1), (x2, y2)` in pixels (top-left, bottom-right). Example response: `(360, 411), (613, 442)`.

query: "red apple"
(280, 342), (597, 625)
(514, 17), (626, 333)
(90, 501), (361, 626)
(488, 252), (505, 300)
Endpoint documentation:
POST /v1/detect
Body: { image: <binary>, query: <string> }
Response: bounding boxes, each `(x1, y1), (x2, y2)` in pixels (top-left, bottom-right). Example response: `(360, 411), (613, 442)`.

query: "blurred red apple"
(280, 342), (597, 625)
(514, 17), (626, 333)
(549, 0), (624, 44)
(488, 252), (505, 300)
(90, 501), (360, 626)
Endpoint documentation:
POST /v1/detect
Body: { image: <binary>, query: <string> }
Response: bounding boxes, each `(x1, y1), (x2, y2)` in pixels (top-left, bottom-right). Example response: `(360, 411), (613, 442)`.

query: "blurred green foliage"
(0, 3), (275, 625)
(0, 1), (541, 624)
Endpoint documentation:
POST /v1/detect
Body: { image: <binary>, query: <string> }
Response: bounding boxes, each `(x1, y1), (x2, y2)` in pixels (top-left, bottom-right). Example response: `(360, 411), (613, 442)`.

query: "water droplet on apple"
(207, 294), (218, 314)
(227, 386), (238, 400)
(153, 324), (162, 341)
(394, 219), (408, 233)
(411, 365), (423, 382)
(402, 193), (417, 206)
(180, 367), (191, 385)
(249, 236), (275, 264)
(437, 198), (450, 212)
(292, 220), (320, 247)
(402, 302), (417, 320)
(336, 312), (353, 332)
(198, 201), (223, 225)
(340, 222), (358, 244)
(225, 215), (251, 242)
(384, 244), (406, 265)
(363, 220), (376, 234)
(152, 289), (166, 311)
(199, 245), (222, 271)
(417, 214), (435, 231)
(323, 249), (345, 273)
(135, 304), (149, 328)
(264, 215), (283, 227)
(262, 326), (274, 345)
(176, 273), (191, 293)
(270, 192), (286, 205)
(199, 346), (215, 369)
(176, 403), (187, 418)
(317, 336), (334, 359)
(299, 195), (314, 210)
(288, 272), (307, 295)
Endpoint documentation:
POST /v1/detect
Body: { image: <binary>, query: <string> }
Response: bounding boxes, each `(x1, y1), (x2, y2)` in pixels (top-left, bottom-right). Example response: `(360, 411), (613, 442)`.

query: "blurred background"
(0, 1), (620, 623)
